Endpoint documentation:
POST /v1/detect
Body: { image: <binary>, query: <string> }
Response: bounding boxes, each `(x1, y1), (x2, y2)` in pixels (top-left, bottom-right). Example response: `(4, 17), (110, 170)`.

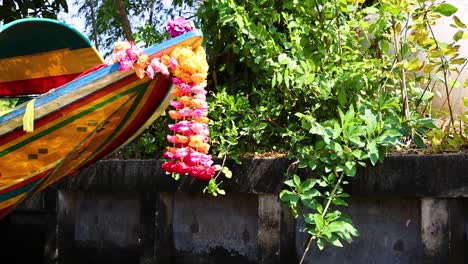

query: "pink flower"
(119, 57), (135, 71)
(169, 100), (184, 109)
(166, 17), (195, 37)
(147, 58), (169, 79)
(178, 107), (193, 118)
(191, 107), (208, 119)
(169, 58), (178, 69)
(169, 121), (194, 135)
(172, 77), (184, 85)
(112, 50), (127, 64)
(146, 66), (155, 79)
(187, 150), (214, 166)
(191, 84), (207, 95)
(173, 147), (190, 160)
(162, 161), (190, 174)
(194, 94), (206, 100)
(126, 44), (143, 61)
(179, 82), (194, 94)
(191, 122), (209, 137)
(189, 165), (216, 180)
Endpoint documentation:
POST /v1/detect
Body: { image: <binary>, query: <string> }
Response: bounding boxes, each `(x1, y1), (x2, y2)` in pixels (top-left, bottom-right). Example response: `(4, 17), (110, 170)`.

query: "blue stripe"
(0, 178), (39, 202)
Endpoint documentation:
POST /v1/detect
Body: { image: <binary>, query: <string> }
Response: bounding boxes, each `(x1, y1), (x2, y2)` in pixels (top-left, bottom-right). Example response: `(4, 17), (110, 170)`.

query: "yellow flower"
(170, 46), (209, 84)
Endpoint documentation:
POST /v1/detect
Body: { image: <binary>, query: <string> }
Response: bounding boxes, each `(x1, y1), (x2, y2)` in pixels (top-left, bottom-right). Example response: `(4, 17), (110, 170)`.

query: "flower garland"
(112, 18), (216, 180)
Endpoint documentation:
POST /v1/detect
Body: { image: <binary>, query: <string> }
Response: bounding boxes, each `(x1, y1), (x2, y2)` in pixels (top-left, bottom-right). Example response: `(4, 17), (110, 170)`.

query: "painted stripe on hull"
(54, 75), (172, 182)
(0, 30), (202, 126)
(0, 171), (47, 202)
(0, 205), (13, 219)
(0, 83), (144, 183)
(0, 47), (103, 82)
(0, 74), (138, 147)
(0, 84), (146, 210)
(0, 73), (80, 96)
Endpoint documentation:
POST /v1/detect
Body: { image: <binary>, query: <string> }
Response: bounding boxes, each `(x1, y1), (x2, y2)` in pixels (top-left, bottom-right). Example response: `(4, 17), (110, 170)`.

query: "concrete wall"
(1, 155), (468, 263)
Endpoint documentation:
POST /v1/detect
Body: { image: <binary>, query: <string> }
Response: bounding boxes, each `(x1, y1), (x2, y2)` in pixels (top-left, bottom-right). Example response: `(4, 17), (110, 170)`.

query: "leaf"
(453, 30), (464, 41)
(344, 161), (357, 177)
(304, 213), (315, 224)
(317, 238), (325, 250)
(222, 167), (232, 178)
(314, 214), (324, 230)
(464, 97), (468, 107)
(326, 235), (343, 247)
(279, 190), (300, 203)
(284, 179), (295, 187)
(299, 178), (318, 191)
(303, 189), (321, 199)
(302, 198), (317, 209)
(293, 174), (301, 185)
(379, 40), (390, 54)
(325, 210), (342, 222)
(367, 141), (379, 165)
(332, 198), (348, 206)
(433, 3), (458, 17)
(278, 53), (289, 64)
(453, 16), (467, 28)
(451, 58), (465, 65)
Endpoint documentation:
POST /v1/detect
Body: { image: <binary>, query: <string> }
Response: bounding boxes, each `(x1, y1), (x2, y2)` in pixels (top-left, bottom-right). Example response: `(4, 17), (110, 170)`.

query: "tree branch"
(114, 0), (133, 41)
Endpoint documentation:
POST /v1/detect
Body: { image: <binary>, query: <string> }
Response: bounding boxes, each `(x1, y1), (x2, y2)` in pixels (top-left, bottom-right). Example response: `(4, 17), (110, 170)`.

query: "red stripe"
(0, 73), (81, 96)
(0, 74), (139, 146)
(0, 170), (50, 195)
(0, 205), (12, 219)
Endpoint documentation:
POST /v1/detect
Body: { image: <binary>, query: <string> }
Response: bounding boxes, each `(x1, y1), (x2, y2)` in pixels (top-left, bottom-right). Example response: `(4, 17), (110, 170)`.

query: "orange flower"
(175, 134), (189, 144)
(169, 110), (182, 120)
(194, 117), (209, 123)
(191, 98), (205, 108)
(189, 135), (210, 153)
(171, 86), (186, 97)
(179, 96), (192, 106)
(135, 54), (150, 79)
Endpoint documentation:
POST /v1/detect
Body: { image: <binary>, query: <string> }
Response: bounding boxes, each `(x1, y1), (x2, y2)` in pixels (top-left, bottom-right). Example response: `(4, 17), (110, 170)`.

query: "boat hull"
(0, 30), (203, 219)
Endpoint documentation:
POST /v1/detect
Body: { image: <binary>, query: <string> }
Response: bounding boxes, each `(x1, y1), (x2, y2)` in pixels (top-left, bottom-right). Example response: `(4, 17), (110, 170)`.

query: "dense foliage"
(196, 0), (468, 258)
(0, 0), (67, 24)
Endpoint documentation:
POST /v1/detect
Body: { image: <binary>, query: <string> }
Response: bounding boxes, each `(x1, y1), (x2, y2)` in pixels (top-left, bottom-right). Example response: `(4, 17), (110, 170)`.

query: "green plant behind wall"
(196, 0), (468, 260)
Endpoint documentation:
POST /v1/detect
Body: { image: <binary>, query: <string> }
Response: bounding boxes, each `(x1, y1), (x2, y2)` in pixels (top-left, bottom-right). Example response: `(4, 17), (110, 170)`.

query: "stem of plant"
(299, 171), (345, 264)
(425, 15), (457, 130)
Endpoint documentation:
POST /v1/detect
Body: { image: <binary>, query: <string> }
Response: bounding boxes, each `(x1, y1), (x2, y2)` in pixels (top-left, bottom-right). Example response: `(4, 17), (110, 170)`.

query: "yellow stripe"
(0, 47), (104, 82)
(0, 160), (60, 191)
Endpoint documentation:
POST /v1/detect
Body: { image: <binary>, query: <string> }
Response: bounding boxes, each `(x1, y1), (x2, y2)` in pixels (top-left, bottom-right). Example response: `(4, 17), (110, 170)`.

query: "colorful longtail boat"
(0, 18), (203, 219)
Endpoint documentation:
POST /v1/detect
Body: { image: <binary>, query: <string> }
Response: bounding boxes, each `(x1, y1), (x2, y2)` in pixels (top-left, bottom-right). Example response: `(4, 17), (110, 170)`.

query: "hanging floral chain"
(112, 18), (215, 180)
